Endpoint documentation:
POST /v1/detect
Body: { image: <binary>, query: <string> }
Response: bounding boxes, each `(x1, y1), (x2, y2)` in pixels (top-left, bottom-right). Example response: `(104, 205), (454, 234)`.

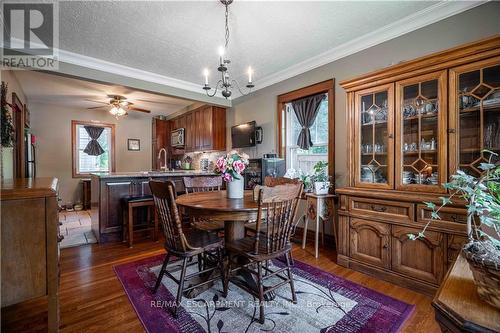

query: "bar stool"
(122, 195), (158, 247)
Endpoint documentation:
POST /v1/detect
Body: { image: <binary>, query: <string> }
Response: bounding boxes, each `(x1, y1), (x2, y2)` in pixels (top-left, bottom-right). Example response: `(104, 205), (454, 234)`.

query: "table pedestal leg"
(225, 220), (276, 301)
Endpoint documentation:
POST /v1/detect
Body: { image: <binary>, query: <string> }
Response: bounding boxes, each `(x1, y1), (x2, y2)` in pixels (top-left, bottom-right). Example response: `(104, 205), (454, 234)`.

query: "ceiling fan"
(86, 95), (151, 118)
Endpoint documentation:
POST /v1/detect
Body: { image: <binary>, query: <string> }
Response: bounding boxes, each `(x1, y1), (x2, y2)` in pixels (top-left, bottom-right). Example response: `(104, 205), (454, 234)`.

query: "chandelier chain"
(224, 2), (230, 49)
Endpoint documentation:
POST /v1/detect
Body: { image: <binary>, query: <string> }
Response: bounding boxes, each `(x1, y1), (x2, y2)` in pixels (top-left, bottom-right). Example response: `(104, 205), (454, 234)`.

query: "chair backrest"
(264, 176), (300, 187)
(149, 180), (193, 253)
(183, 176), (222, 194)
(253, 182), (304, 255)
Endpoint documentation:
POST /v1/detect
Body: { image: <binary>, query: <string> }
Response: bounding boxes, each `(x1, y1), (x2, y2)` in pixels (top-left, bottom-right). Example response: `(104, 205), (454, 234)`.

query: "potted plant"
(1, 82), (15, 179)
(409, 151), (500, 309)
(214, 150), (249, 199)
(311, 161), (330, 195)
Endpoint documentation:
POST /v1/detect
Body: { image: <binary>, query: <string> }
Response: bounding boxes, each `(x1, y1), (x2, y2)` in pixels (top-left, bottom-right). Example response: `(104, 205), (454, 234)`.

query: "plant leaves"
(424, 201), (436, 209)
(217, 319), (224, 331)
(431, 211), (441, 220)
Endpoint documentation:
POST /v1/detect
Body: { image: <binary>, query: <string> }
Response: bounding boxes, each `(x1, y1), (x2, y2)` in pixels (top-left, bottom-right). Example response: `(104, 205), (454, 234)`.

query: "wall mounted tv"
(231, 121), (256, 148)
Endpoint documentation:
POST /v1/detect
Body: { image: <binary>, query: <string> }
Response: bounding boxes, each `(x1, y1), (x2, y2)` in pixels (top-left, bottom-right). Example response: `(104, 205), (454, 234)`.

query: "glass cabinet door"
(395, 71), (447, 192)
(450, 57), (500, 177)
(354, 84), (394, 189)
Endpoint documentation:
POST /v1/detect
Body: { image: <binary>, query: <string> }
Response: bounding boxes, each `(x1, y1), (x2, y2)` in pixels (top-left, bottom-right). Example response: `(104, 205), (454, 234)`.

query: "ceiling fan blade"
(85, 99), (110, 105)
(128, 106), (151, 113)
(134, 98), (179, 105)
(87, 106), (108, 110)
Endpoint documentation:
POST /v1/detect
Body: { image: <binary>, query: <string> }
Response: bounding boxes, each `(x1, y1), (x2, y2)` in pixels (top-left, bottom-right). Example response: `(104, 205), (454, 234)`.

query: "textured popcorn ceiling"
(59, 1), (437, 86)
(13, 70), (194, 117)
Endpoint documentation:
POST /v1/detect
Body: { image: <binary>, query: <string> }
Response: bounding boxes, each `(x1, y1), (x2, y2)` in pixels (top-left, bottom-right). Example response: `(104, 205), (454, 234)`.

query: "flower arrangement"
(1, 82), (15, 147)
(215, 150), (249, 182)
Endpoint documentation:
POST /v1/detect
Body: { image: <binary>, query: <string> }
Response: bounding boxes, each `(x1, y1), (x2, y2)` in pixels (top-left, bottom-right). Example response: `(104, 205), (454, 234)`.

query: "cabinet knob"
(447, 128), (456, 134)
(383, 244), (388, 249)
(388, 134), (394, 139)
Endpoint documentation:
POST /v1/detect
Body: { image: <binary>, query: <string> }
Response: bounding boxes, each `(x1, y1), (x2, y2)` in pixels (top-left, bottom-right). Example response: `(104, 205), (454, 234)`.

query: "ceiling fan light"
(109, 106), (119, 115)
(117, 107), (127, 116)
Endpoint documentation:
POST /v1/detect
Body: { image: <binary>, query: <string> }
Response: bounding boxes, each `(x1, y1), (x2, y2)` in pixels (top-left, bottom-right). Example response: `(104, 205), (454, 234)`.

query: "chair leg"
(153, 207), (158, 242)
(153, 252), (171, 293)
(264, 260), (269, 276)
(285, 252), (297, 304)
(224, 254), (231, 297)
(257, 262), (265, 324)
(288, 251), (295, 266)
(122, 206), (127, 243)
(174, 258), (188, 318)
(128, 205), (134, 248)
(197, 253), (203, 272)
(301, 215), (308, 249)
(321, 217), (325, 247)
(217, 249), (227, 297)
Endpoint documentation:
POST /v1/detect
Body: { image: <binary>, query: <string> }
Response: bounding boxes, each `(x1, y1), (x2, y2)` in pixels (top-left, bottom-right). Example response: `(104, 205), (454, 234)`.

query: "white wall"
(30, 103), (153, 204)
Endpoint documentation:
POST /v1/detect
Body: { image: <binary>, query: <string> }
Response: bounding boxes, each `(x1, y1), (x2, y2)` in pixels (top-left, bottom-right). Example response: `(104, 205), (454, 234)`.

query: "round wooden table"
(176, 190), (259, 243)
(176, 190), (276, 300)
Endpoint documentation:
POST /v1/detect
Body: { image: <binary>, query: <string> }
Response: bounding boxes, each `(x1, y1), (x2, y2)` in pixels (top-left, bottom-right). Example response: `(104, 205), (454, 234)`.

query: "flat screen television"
(231, 121), (256, 148)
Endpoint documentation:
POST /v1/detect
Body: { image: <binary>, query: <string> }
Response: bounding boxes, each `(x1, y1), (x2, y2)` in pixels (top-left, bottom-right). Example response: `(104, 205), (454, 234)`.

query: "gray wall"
(229, 2), (500, 188)
(30, 102), (152, 204)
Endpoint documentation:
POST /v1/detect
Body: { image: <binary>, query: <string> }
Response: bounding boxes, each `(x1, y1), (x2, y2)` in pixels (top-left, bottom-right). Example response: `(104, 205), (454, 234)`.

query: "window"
(277, 79), (334, 179)
(72, 121), (115, 177)
(285, 98), (328, 175)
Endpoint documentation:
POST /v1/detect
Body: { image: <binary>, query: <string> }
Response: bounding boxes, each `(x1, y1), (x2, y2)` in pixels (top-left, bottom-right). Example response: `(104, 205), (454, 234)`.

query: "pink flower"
(215, 157), (227, 173)
(223, 173), (233, 182)
(233, 160), (246, 174)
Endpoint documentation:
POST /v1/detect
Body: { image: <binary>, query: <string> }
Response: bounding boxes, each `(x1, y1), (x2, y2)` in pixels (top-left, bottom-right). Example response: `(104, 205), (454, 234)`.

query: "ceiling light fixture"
(202, 0), (254, 99)
(109, 105), (127, 118)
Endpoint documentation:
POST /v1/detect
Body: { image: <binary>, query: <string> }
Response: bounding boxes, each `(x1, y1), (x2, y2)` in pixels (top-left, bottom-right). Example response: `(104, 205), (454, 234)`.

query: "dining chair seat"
(226, 237), (292, 261)
(177, 229), (223, 256)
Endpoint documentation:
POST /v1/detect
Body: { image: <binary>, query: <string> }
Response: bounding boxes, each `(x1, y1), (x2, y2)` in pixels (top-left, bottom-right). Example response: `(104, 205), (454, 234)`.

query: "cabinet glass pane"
(360, 91), (389, 184)
(401, 80), (439, 185)
(457, 64), (500, 176)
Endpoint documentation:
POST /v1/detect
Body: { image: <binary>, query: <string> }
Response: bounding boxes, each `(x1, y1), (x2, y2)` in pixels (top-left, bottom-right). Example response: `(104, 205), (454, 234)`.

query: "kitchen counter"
(91, 170), (217, 179)
(90, 171), (218, 243)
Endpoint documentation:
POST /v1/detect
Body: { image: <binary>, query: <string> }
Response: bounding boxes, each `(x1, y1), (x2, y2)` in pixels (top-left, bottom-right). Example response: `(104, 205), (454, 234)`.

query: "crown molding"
(232, 0), (487, 99)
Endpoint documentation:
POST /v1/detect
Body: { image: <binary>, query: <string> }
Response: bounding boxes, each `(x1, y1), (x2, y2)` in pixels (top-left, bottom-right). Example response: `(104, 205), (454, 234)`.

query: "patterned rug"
(114, 254), (414, 333)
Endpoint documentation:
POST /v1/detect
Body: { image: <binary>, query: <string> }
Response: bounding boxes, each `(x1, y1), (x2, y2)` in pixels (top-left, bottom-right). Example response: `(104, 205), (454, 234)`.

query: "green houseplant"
(311, 161), (330, 195)
(409, 151), (500, 308)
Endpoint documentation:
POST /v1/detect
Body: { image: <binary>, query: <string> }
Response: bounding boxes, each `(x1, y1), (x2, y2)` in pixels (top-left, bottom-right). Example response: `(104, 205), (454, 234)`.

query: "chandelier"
(202, 0), (254, 99)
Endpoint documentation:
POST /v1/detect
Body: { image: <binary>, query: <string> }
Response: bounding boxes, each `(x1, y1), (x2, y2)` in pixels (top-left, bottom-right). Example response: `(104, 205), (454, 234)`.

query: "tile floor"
(59, 210), (97, 248)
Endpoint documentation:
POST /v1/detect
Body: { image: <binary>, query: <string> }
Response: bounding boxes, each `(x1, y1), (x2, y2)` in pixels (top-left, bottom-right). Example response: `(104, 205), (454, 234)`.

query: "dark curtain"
(291, 93), (326, 150)
(83, 126), (105, 156)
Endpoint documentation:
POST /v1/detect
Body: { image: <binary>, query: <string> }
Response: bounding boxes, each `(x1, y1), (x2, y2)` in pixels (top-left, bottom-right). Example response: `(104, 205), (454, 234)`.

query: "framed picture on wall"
(127, 139), (140, 151)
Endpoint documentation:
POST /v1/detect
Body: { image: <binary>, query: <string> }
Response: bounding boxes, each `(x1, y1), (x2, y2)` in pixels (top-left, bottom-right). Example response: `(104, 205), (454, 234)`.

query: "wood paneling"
(349, 218), (390, 269)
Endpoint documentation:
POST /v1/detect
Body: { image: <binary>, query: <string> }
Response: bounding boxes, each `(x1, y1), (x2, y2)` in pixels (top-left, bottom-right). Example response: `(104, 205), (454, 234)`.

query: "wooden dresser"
(1, 177), (60, 332)
(336, 36), (500, 296)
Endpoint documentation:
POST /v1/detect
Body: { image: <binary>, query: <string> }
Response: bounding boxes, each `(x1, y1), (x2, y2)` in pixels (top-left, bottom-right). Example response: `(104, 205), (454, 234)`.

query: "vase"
(227, 176), (244, 199)
(314, 181), (330, 195)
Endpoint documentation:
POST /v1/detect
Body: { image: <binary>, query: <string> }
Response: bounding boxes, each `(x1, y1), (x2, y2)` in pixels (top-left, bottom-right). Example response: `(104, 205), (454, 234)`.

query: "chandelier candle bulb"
(248, 67), (252, 83)
(203, 69), (209, 85)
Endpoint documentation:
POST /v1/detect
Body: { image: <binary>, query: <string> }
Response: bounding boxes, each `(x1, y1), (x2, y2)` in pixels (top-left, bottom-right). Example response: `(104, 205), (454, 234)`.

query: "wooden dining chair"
(224, 182), (304, 324)
(244, 177), (301, 235)
(149, 180), (226, 318)
(183, 176), (225, 233)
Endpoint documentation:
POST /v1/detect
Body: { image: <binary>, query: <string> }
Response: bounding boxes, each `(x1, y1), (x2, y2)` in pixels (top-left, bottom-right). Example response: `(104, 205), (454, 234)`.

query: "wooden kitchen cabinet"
(337, 37), (499, 296)
(152, 117), (170, 170)
(349, 218), (390, 269)
(169, 105), (226, 153)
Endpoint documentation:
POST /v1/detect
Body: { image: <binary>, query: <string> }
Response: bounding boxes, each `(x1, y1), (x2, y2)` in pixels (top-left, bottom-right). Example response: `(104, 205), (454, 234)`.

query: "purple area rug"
(114, 254), (414, 333)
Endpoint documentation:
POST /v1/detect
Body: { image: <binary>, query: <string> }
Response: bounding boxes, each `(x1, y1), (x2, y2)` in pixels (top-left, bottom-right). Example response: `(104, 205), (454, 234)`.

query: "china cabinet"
(337, 36), (500, 296)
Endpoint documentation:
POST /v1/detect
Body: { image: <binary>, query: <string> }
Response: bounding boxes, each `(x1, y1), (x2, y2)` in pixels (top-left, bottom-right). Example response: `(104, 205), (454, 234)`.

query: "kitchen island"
(90, 171), (217, 243)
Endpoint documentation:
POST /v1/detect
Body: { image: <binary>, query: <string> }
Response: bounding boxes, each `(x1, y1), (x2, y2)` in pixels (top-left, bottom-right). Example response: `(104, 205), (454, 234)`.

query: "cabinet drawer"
(417, 204), (468, 234)
(349, 197), (414, 222)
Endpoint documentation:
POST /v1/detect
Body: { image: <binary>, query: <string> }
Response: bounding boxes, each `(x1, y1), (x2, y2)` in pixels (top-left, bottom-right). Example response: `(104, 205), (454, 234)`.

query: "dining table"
(176, 190), (276, 300)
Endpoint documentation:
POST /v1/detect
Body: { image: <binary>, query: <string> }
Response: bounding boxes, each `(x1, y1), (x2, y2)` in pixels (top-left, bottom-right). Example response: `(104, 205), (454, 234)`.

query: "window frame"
(277, 79), (335, 182)
(71, 120), (116, 178)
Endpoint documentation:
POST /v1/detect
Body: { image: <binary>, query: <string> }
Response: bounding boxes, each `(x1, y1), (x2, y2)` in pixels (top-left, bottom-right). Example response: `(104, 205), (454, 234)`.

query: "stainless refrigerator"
(25, 133), (36, 178)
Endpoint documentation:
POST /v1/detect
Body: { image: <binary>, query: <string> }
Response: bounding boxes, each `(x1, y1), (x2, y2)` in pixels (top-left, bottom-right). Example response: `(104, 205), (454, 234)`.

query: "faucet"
(158, 148), (168, 171)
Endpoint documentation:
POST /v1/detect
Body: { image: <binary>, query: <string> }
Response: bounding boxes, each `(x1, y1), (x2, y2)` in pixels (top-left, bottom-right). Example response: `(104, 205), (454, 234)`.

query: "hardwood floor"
(2, 237), (440, 332)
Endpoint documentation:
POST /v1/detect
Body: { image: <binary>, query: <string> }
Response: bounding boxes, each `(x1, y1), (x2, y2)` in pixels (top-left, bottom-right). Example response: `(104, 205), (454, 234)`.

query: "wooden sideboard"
(1, 177), (60, 332)
(433, 254), (500, 332)
(337, 36), (500, 296)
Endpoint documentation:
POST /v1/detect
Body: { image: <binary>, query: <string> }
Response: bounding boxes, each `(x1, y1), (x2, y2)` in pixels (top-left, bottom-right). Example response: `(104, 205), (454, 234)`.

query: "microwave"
(171, 128), (185, 147)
